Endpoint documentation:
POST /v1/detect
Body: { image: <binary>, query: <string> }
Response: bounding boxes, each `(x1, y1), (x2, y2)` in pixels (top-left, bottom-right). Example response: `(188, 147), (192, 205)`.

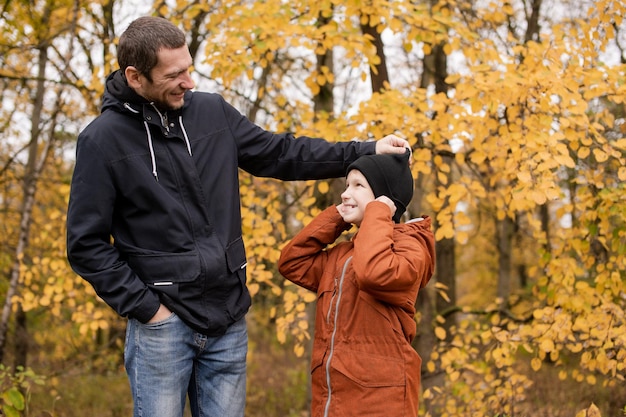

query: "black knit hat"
(347, 149), (413, 223)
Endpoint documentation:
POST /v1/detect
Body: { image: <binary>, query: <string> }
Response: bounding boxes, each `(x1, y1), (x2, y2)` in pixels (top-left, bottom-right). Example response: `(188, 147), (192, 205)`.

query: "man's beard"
(151, 98), (184, 111)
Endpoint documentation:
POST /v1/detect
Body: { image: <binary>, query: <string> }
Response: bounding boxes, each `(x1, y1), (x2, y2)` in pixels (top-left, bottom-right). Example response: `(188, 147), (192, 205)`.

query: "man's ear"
(125, 66), (142, 89)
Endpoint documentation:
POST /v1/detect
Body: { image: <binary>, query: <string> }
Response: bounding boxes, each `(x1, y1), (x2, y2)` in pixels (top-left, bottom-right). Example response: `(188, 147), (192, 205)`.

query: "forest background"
(0, 0), (625, 416)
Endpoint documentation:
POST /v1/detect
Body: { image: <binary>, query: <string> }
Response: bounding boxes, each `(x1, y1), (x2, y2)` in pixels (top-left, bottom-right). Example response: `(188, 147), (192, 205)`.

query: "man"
(66, 15), (410, 417)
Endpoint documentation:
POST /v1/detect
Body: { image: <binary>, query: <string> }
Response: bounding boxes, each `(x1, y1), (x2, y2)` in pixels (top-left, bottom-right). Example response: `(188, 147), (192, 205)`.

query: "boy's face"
(338, 169), (376, 226)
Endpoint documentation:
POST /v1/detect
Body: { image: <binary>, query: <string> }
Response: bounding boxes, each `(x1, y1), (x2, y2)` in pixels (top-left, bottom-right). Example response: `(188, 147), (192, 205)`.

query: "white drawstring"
(144, 121), (159, 181)
(127, 102), (192, 180)
(179, 115), (192, 156)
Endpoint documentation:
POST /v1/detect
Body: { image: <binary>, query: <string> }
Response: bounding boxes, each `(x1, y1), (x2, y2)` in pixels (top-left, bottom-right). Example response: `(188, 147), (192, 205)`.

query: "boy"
(278, 150), (436, 417)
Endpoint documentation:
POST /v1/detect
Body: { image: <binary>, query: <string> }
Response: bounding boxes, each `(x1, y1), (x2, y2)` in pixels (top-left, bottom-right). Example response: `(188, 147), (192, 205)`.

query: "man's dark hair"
(118, 16), (187, 82)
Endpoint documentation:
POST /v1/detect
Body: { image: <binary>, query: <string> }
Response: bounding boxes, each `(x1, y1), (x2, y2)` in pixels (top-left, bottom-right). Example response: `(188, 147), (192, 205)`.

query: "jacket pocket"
(224, 236), (251, 322)
(329, 349), (407, 416)
(225, 236), (246, 273)
(311, 342), (325, 375)
(127, 250), (201, 284)
(332, 349), (405, 387)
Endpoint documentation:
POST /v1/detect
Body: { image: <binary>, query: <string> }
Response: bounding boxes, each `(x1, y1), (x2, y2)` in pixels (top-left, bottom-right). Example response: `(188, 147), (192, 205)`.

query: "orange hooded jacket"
(278, 203), (436, 417)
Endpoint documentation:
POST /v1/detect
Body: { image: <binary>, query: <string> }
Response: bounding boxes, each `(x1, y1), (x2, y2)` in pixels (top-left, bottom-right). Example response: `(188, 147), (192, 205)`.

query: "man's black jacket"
(66, 70), (375, 336)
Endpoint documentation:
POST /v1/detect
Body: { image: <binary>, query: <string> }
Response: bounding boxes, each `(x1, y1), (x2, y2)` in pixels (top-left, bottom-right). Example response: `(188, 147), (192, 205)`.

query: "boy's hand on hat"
(374, 196), (396, 218)
(375, 134), (412, 164)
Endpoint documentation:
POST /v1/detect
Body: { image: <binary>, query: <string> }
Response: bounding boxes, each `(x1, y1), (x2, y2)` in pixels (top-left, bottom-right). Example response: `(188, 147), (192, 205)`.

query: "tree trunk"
(496, 216), (514, 303)
(359, 15), (389, 93)
(13, 305), (27, 369)
(414, 4), (454, 408)
(523, 0), (543, 43)
(314, 14), (334, 115)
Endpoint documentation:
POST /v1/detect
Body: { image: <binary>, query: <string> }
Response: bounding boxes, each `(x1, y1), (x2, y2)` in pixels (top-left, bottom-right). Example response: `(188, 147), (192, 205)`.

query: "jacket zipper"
(323, 256), (352, 417)
(151, 104), (170, 134)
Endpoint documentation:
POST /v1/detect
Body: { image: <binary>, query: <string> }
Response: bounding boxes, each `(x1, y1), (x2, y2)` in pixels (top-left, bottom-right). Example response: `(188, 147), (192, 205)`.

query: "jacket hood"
(102, 70), (147, 113)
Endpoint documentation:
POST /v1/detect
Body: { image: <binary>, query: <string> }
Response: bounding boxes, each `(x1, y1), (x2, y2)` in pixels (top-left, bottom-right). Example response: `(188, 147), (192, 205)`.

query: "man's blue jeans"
(124, 314), (248, 417)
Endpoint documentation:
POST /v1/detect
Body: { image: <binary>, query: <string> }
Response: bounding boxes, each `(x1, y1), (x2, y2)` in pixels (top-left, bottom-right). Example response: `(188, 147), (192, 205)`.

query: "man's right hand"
(148, 304), (172, 323)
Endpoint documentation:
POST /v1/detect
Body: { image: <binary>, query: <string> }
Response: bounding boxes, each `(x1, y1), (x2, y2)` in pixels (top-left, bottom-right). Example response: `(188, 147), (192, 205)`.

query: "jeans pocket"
(143, 311), (177, 328)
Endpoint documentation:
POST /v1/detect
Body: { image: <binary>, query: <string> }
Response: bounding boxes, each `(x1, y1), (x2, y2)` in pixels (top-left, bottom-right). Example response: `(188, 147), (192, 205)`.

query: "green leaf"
(3, 388), (25, 411)
(2, 405), (20, 417)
